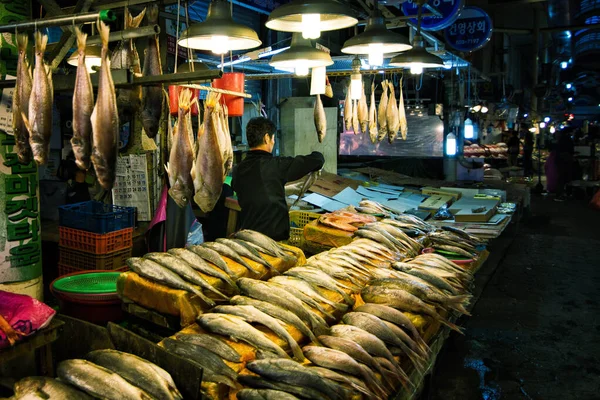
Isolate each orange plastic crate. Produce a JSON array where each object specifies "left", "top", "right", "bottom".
[
  {"left": 59, "top": 246, "right": 132, "bottom": 274},
  {"left": 58, "top": 264, "right": 129, "bottom": 278},
  {"left": 59, "top": 227, "right": 133, "bottom": 254}
]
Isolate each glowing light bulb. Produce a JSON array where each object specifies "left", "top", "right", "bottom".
[
  {"left": 544, "top": 117, "right": 550, "bottom": 123},
  {"left": 464, "top": 118, "right": 474, "bottom": 139},
  {"left": 446, "top": 132, "right": 457, "bottom": 156},
  {"left": 211, "top": 35, "right": 229, "bottom": 54},
  {"left": 566, "top": 83, "right": 572, "bottom": 89},
  {"left": 472, "top": 105, "right": 481, "bottom": 113},
  {"left": 368, "top": 43, "right": 384, "bottom": 66},
  {"left": 350, "top": 74, "right": 362, "bottom": 100},
  {"left": 568, "top": 97, "right": 573, "bottom": 102},
  {"left": 302, "top": 14, "right": 321, "bottom": 39},
  {"left": 410, "top": 64, "right": 423, "bottom": 75},
  {"left": 539, "top": 122, "right": 546, "bottom": 129},
  {"left": 481, "top": 106, "right": 489, "bottom": 114},
  {"left": 529, "top": 127, "right": 537, "bottom": 133},
  {"left": 295, "top": 63, "right": 309, "bottom": 76},
  {"left": 550, "top": 126, "right": 556, "bottom": 133},
  {"left": 560, "top": 61, "right": 568, "bottom": 69}
]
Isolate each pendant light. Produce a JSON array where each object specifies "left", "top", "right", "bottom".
[
  {"left": 266, "top": 0, "right": 358, "bottom": 40},
  {"left": 341, "top": 1, "right": 411, "bottom": 67},
  {"left": 178, "top": 0, "right": 261, "bottom": 54},
  {"left": 350, "top": 56, "right": 362, "bottom": 100},
  {"left": 389, "top": 0, "right": 444, "bottom": 73},
  {"left": 269, "top": 33, "right": 333, "bottom": 77},
  {"left": 464, "top": 117, "right": 474, "bottom": 139},
  {"left": 67, "top": 44, "right": 102, "bottom": 73}
]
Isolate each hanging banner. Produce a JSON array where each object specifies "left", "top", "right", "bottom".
[
  {"left": 112, "top": 154, "right": 151, "bottom": 221},
  {"left": 0, "top": 130, "right": 42, "bottom": 284},
  {"left": 444, "top": 6, "right": 493, "bottom": 52},
  {"left": 402, "top": 0, "right": 465, "bottom": 31}
]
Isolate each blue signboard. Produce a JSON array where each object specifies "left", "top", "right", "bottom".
[
  {"left": 444, "top": 6, "right": 493, "bottom": 52},
  {"left": 402, "top": 0, "right": 465, "bottom": 31}
]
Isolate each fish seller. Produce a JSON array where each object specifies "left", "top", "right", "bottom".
[{"left": 232, "top": 117, "right": 324, "bottom": 241}]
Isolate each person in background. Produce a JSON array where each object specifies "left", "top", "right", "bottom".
[
  {"left": 232, "top": 117, "right": 325, "bottom": 241},
  {"left": 522, "top": 124, "right": 534, "bottom": 177},
  {"left": 555, "top": 129, "right": 575, "bottom": 201},
  {"left": 507, "top": 130, "right": 521, "bottom": 167}
]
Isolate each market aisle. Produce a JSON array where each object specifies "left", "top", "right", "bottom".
[{"left": 425, "top": 196, "right": 600, "bottom": 400}]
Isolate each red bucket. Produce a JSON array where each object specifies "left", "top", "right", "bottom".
[
  {"left": 212, "top": 72, "right": 245, "bottom": 117},
  {"left": 169, "top": 85, "right": 200, "bottom": 116}
]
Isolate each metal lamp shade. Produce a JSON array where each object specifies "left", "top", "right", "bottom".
[
  {"left": 269, "top": 33, "right": 334, "bottom": 69},
  {"left": 67, "top": 45, "right": 102, "bottom": 73},
  {"left": 266, "top": 0, "right": 358, "bottom": 33},
  {"left": 178, "top": 0, "right": 261, "bottom": 51},
  {"left": 389, "top": 43, "right": 444, "bottom": 68},
  {"left": 342, "top": 16, "right": 412, "bottom": 55}
]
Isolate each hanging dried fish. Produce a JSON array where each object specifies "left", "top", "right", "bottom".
[
  {"left": 141, "top": 4, "right": 163, "bottom": 138},
  {"left": 344, "top": 85, "right": 353, "bottom": 131},
  {"left": 399, "top": 77, "right": 408, "bottom": 140},
  {"left": 377, "top": 79, "right": 388, "bottom": 142},
  {"left": 358, "top": 83, "right": 369, "bottom": 133},
  {"left": 91, "top": 21, "right": 119, "bottom": 190},
  {"left": 22, "top": 32, "right": 53, "bottom": 165},
  {"left": 368, "top": 81, "right": 378, "bottom": 144},
  {"left": 111, "top": 7, "right": 146, "bottom": 124},
  {"left": 352, "top": 99, "right": 360, "bottom": 135},
  {"left": 13, "top": 34, "right": 33, "bottom": 164},
  {"left": 386, "top": 81, "right": 399, "bottom": 143},
  {"left": 314, "top": 94, "right": 327, "bottom": 143},
  {"left": 71, "top": 28, "right": 94, "bottom": 171}
]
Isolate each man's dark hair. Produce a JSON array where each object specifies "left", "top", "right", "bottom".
[{"left": 247, "top": 117, "right": 276, "bottom": 148}]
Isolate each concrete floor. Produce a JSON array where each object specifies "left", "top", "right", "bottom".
[{"left": 424, "top": 194, "right": 600, "bottom": 400}]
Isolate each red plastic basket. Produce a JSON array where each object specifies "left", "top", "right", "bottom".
[
  {"left": 50, "top": 270, "right": 125, "bottom": 325},
  {"left": 58, "top": 247, "right": 132, "bottom": 276},
  {"left": 59, "top": 227, "right": 133, "bottom": 254}
]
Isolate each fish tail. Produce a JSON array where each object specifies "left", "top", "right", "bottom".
[
  {"left": 359, "top": 364, "right": 389, "bottom": 399},
  {"left": 17, "top": 33, "right": 28, "bottom": 51},
  {"left": 193, "top": 287, "right": 216, "bottom": 307},
  {"left": 75, "top": 27, "right": 87, "bottom": 52},
  {"left": 147, "top": 4, "right": 159, "bottom": 24},
  {"left": 98, "top": 20, "right": 110, "bottom": 48},
  {"left": 130, "top": 7, "right": 147, "bottom": 29},
  {"left": 178, "top": 88, "right": 192, "bottom": 112},
  {"left": 290, "top": 341, "right": 305, "bottom": 362},
  {"left": 445, "top": 294, "right": 472, "bottom": 316},
  {"left": 20, "top": 112, "right": 32, "bottom": 135},
  {"left": 438, "top": 316, "right": 464, "bottom": 334},
  {"left": 35, "top": 31, "right": 48, "bottom": 53}
]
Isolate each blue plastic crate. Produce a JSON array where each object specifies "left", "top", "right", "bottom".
[{"left": 59, "top": 201, "right": 135, "bottom": 234}]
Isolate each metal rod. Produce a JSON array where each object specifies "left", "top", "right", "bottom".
[
  {"left": 183, "top": 84, "right": 252, "bottom": 98},
  {"left": 132, "top": 70, "right": 223, "bottom": 85},
  {"left": 0, "top": 10, "right": 115, "bottom": 33},
  {"left": 87, "top": 25, "right": 160, "bottom": 46}
]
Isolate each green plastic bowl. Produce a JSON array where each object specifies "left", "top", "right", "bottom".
[{"left": 52, "top": 272, "right": 121, "bottom": 294}]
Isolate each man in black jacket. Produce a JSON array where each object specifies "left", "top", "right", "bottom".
[{"left": 232, "top": 117, "right": 325, "bottom": 241}]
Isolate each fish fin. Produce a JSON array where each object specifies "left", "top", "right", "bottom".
[
  {"left": 35, "top": 31, "right": 48, "bottom": 53},
  {"left": 147, "top": 4, "right": 159, "bottom": 24},
  {"left": 164, "top": 162, "right": 170, "bottom": 175},
  {"left": 75, "top": 26, "right": 87, "bottom": 51},
  {"left": 16, "top": 33, "right": 28, "bottom": 51},
  {"left": 130, "top": 7, "right": 147, "bottom": 29},
  {"left": 190, "top": 160, "right": 196, "bottom": 181},
  {"left": 98, "top": 20, "right": 110, "bottom": 47},
  {"left": 20, "top": 112, "right": 32, "bottom": 135}
]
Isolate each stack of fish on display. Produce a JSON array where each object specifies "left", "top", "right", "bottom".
[
  {"left": 125, "top": 230, "right": 299, "bottom": 307},
  {"left": 10, "top": 350, "right": 182, "bottom": 400},
  {"left": 150, "top": 214, "right": 481, "bottom": 399}
]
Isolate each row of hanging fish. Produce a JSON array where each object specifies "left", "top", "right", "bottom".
[
  {"left": 126, "top": 230, "right": 297, "bottom": 307},
  {"left": 11, "top": 7, "right": 162, "bottom": 193},
  {"left": 10, "top": 349, "right": 182, "bottom": 400},
  {"left": 344, "top": 79, "right": 408, "bottom": 144},
  {"left": 157, "top": 218, "right": 479, "bottom": 398}
]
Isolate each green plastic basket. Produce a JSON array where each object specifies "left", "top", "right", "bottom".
[{"left": 52, "top": 271, "right": 121, "bottom": 301}]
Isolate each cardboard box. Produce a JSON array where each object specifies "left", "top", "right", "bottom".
[
  {"left": 421, "top": 187, "right": 462, "bottom": 201},
  {"left": 419, "top": 195, "right": 454, "bottom": 214},
  {"left": 449, "top": 198, "right": 500, "bottom": 222}
]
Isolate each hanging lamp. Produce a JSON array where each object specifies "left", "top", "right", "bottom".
[
  {"left": 67, "top": 44, "right": 102, "bottom": 73},
  {"left": 341, "top": 1, "right": 411, "bottom": 66},
  {"left": 269, "top": 33, "right": 333, "bottom": 76},
  {"left": 178, "top": 0, "right": 261, "bottom": 54},
  {"left": 389, "top": 0, "right": 444, "bottom": 73},
  {"left": 266, "top": 0, "right": 358, "bottom": 40}
]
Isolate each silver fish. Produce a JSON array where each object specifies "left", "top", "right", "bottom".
[
  {"left": 314, "top": 94, "right": 326, "bottom": 143},
  {"left": 13, "top": 34, "right": 33, "bottom": 164},
  {"left": 141, "top": 4, "right": 163, "bottom": 138},
  {"left": 167, "top": 248, "right": 237, "bottom": 289},
  {"left": 175, "top": 333, "right": 242, "bottom": 363},
  {"left": 71, "top": 27, "right": 94, "bottom": 171}
]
